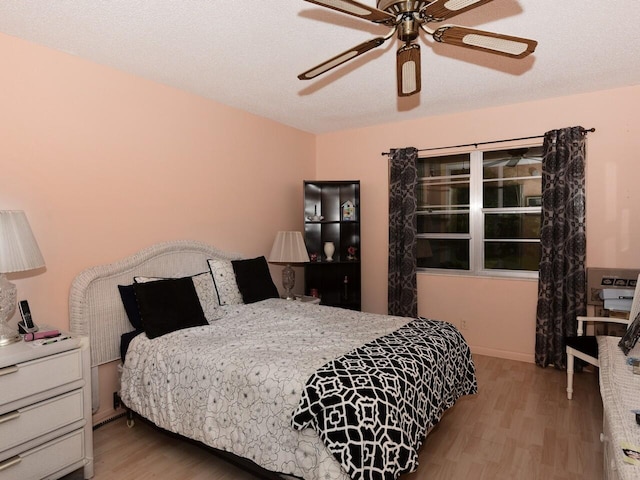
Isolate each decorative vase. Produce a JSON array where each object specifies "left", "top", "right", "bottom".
[{"left": 323, "top": 242, "right": 335, "bottom": 262}]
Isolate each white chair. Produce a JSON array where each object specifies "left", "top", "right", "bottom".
[{"left": 566, "top": 274, "right": 640, "bottom": 400}]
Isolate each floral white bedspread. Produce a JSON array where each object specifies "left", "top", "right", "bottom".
[{"left": 120, "top": 299, "right": 412, "bottom": 480}]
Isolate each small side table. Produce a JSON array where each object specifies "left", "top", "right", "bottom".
[{"left": 0, "top": 330, "right": 93, "bottom": 479}]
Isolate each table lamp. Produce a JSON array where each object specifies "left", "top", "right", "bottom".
[
  {"left": 268, "top": 231, "right": 310, "bottom": 300},
  {"left": 0, "top": 210, "right": 45, "bottom": 346}
]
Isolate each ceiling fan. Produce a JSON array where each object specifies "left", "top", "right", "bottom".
[{"left": 298, "top": 0, "right": 538, "bottom": 97}]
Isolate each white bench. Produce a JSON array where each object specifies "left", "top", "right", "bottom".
[{"left": 597, "top": 336, "right": 640, "bottom": 480}]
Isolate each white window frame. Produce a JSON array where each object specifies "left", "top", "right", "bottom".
[{"left": 417, "top": 142, "right": 542, "bottom": 279}]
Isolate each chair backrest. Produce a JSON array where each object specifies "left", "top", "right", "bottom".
[{"left": 629, "top": 274, "right": 640, "bottom": 324}]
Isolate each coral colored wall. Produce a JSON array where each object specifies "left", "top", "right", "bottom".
[
  {"left": 0, "top": 33, "right": 315, "bottom": 423},
  {"left": 2, "top": 31, "right": 639, "bottom": 422},
  {"left": 315, "top": 85, "right": 640, "bottom": 363}
]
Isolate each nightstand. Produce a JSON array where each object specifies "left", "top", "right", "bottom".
[
  {"left": 0, "top": 332, "right": 93, "bottom": 479},
  {"left": 295, "top": 295, "right": 321, "bottom": 304}
]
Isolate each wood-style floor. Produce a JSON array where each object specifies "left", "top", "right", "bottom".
[{"left": 75, "top": 354, "right": 604, "bottom": 480}]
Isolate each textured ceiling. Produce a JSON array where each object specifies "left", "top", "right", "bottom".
[{"left": 1, "top": 1, "right": 639, "bottom": 134}]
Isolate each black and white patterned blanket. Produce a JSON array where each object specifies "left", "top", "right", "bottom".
[{"left": 291, "top": 318, "right": 477, "bottom": 480}]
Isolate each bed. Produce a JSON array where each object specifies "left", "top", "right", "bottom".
[{"left": 69, "top": 240, "right": 477, "bottom": 480}]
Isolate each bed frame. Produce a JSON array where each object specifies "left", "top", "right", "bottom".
[{"left": 68, "top": 240, "right": 294, "bottom": 479}]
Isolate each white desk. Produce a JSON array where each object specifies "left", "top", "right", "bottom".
[{"left": 598, "top": 336, "right": 640, "bottom": 480}]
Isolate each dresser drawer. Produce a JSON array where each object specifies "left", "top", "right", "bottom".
[
  {"left": 0, "top": 429, "right": 85, "bottom": 480},
  {"left": 0, "top": 389, "right": 84, "bottom": 452},
  {"left": 0, "top": 349, "right": 82, "bottom": 406}
]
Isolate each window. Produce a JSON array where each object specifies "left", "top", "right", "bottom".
[{"left": 416, "top": 145, "right": 543, "bottom": 277}]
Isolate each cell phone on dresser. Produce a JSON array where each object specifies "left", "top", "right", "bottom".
[{"left": 19, "top": 299, "right": 37, "bottom": 331}]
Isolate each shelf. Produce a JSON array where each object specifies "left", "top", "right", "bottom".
[
  {"left": 305, "top": 220, "right": 360, "bottom": 224},
  {"left": 307, "top": 260, "right": 360, "bottom": 265},
  {"left": 303, "top": 180, "right": 361, "bottom": 310}
]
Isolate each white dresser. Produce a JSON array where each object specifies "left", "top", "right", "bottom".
[
  {"left": 598, "top": 336, "right": 640, "bottom": 480},
  {"left": 0, "top": 334, "right": 93, "bottom": 479}
]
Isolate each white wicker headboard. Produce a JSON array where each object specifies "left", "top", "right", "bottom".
[{"left": 69, "top": 240, "right": 241, "bottom": 368}]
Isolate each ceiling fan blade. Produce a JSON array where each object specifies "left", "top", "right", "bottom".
[
  {"left": 397, "top": 43, "right": 421, "bottom": 97},
  {"left": 302, "top": 0, "right": 395, "bottom": 23},
  {"left": 298, "top": 37, "right": 387, "bottom": 80},
  {"left": 505, "top": 157, "right": 520, "bottom": 167},
  {"left": 421, "top": 0, "right": 494, "bottom": 22},
  {"left": 433, "top": 25, "right": 537, "bottom": 58}
]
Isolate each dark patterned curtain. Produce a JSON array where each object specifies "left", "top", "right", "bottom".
[
  {"left": 535, "top": 127, "right": 587, "bottom": 368},
  {"left": 388, "top": 147, "right": 418, "bottom": 318}
]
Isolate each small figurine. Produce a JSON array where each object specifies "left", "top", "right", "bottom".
[
  {"left": 341, "top": 200, "right": 355, "bottom": 221},
  {"left": 347, "top": 246, "right": 357, "bottom": 261}
]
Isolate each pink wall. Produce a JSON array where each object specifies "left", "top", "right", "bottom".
[
  {"left": 0, "top": 33, "right": 315, "bottom": 422},
  {"left": 316, "top": 85, "right": 640, "bottom": 362},
  {"left": 3, "top": 31, "right": 639, "bottom": 422}
]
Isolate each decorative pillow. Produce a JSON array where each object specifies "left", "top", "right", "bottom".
[
  {"left": 118, "top": 284, "right": 143, "bottom": 329},
  {"left": 134, "top": 272, "right": 222, "bottom": 323},
  {"left": 208, "top": 259, "right": 243, "bottom": 306},
  {"left": 618, "top": 310, "right": 640, "bottom": 355},
  {"left": 190, "top": 272, "right": 223, "bottom": 321},
  {"left": 133, "top": 277, "right": 207, "bottom": 339},
  {"left": 232, "top": 256, "right": 279, "bottom": 304}
]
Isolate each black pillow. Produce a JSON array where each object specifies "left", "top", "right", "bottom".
[
  {"left": 618, "top": 310, "right": 640, "bottom": 355},
  {"left": 118, "top": 284, "right": 143, "bottom": 330},
  {"left": 133, "top": 277, "right": 207, "bottom": 339},
  {"left": 120, "top": 329, "right": 144, "bottom": 362},
  {"left": 232, "top": 256, "right": 279, "bottom": 304}
]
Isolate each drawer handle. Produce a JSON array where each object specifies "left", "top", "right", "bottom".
[
  {"left": 0, "top": 410, "right": 20, "bottom": 424},
  {"left": 0, "top": 365, "right": 18, "bottom": 377},
  {"left": 0, "top": 455, "right": 21, "bottom": 472}
]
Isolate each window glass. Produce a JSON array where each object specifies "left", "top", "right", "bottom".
[
  {"left": 416, "top": 145, "right": 542, "bottom": 276},
  {"left": 484, "top": 213, "right": 541, "bottom": 239},
  {"left": 417, "top": 212, "right": 469, "bottom": 234},
  {"left": 417, "top": 238, "right": 470, "bottom": 270},
  {"left": 484, "top": 242, "right": 541, "bottom": 271}
]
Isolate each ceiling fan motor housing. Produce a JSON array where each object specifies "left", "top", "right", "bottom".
[
  {"left": 377, "top": 1, "right": 429, "bottom": 42},
  {"left": 377, "top": 0, "right": 430, "bottom": 16},
  {"left": 398, "top": 14, "right": 420, "bottom": 42}
]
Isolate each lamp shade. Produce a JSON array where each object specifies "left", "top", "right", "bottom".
[
  {"left": 268, "top": 231, "right": 310, "bottom": 264},
  {"left": 0, "top": 210, "right": 45, "bottom": 273}
]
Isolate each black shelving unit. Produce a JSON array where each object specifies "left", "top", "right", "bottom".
[{"left": 303, "top": 180, "right": 361, "bottom": 310}]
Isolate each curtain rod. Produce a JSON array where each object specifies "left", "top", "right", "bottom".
[{"left": 380, "top": 127, "right": 596, "bottom": 156}]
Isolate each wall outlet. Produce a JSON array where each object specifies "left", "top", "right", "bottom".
[{"left": 460, "top": 319, "right": 468, "bottom": 330}]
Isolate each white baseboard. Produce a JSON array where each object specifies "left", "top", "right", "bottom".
[{"left": 469, "top": 345, "right": 535, "bottom": 364}]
